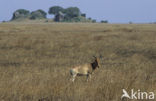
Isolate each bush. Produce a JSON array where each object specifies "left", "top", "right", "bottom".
[
  {"left": 11, "top": 9, "right": 30, "bottom": 20},
  {"left": 92, "top": 19, "right": 96, "bottom": 23},
  {"left": 30, "top": 9, "right": 47, "bottom": 20},
  {"left": 62, "top": 16, "right": 92, "bottom": 22},
  {"left": 101, "top": 20, "right": 108, "bottom": 23}
]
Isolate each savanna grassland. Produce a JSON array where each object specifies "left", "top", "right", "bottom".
[{"left": 0, "top": 23, "right": 156, "bottom": 101}]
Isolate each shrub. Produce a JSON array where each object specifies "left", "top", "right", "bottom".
[
  {"left": 30, "top": 9, "right": 47, "bottom": 20},
  {"left": 101, "top": 20, "right": 108, "bottom": 23},
  {"left": 11, "top": 9, "right": 30, "bottom": 20}
]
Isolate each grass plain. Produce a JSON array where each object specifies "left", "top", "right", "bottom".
[{"left": 0, "top": 23, "right": 156, "bottom": 101}]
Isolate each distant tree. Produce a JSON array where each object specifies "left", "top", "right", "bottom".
[
  {"left": 15, "top": 9, "right": 30, "bottom": 15},
  {"left": 81, "top": 13, "right": 86, "bottom": 17},
  {"left": 101, "top": 20, "right": 108, "bottom": 23},
  {"left": 129, "top": 21, "right": 133, "bottom": 24},
  {"left": 48, "top": 6, "right": 64, "bottom": 15},
  {"left": 88, "top": 17, "right": 92, "bottom": 20},
  {"left": 54, "top": 12, "right": 64, "bottom": 22},
  {"left": 92, "top": 19, "right": 96, "bottom": 23},
  {"left": 2, "top": 20, "right": 6, "bottom": 23},
  {"left": 30, "top": 9, "right": 47, "bottom": 20},
  {"left": 64, "top": 7, "right": 81, "bottom": 20},
  {"left": 37, "top": 9, "right": 47, "bottom": 17},
  {"left": 11, "top": 9, "right": 30, "bottom": 20}
]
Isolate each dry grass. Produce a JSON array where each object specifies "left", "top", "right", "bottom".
[{"left": 0, "top": 23, "right": 156, "bottom": 101}]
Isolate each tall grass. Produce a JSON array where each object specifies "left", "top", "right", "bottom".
[{"left": 0, "top": 23, "right": 156, "bottom": 101}]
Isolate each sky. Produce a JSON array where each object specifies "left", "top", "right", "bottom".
[{"left": 0, "top": 0, "right": 156, "bottom": 23}]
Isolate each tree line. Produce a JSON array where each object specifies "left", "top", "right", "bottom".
[{"left": 11, "top": 6, "right": 108, "bottom": 23}]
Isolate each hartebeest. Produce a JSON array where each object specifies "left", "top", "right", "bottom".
[{"left": 70, "top": 56, "right": 100, "bottom": 82}]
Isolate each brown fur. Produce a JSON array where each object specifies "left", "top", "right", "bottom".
[{"left": 70, "top": 56, "right": 100, "bottom": 82}]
